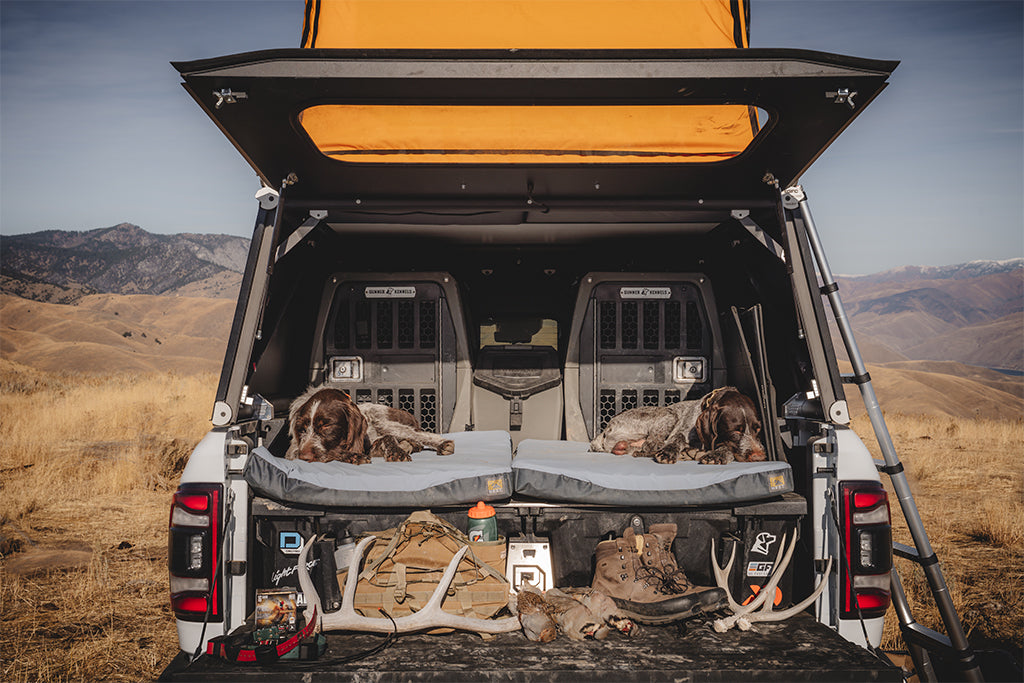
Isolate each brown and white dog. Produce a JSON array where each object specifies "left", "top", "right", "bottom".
[
  {"left": 590, "top": 387, "right": 766, "bottom": 464},
  {"left": 286, "top": 385, "right": 455, "bottom": 464}
]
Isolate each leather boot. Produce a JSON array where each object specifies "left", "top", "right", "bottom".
[{"left": 591, "top": 523, "right": 725, "bottom": 624}]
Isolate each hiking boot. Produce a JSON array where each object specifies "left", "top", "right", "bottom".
[{"left": 591, "top": 523, "right": 725, "bottom": 624}]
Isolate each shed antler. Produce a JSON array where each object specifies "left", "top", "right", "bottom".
[
  {"left": 710, "top": 533, "right": 832, "bottom": 632},
  {"left": 297, "top": 536, "right": 521, "bottom": 635}
]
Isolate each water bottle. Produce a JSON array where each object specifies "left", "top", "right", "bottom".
[
  {"left": 334, "top": 533, "right": 356, "bottom": 572},
  {"left": 467, "top": 501, "right": 497, "bottom": 542}
]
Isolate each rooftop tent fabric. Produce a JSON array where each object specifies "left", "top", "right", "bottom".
[
  {"left": 299, "top": 104, "right": 759, "bottom": 164},
  {"left": 302, "top": 0, "right": 750, "bottom": 50},
  {"left": 299, "top": 1, "right": 756, "bottom": 164}
]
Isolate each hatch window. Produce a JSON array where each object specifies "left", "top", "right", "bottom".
[{"left": 299, "top": 105, "right": 764, "bottom": 164}]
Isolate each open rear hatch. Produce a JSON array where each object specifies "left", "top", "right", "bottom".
[{"left": 173, "top": 48, "right": 896, "bottom": 212}]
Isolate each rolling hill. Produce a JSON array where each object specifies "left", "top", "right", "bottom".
[{"left": 0, "top": 225, "right": 1021, "bottom": 418}]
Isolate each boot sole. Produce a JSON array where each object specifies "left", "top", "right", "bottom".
[{"left": 609, "top": 592, "right": 727, "bottom": 625}]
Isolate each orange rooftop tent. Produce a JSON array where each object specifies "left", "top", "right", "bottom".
[{"left": 298, "top": 0, "right": 757, "bottom": 164}]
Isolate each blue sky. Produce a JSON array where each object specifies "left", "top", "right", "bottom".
[{"left": 1, "top": 0, "right": 1021, "bottom": 274}]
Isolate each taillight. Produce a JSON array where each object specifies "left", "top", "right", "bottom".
[
  {"left": 840, "top": 481, "right": 892, "bottom": 619},
  {"left": 169, "top": 484, "right": 222, "bottom": 622}
]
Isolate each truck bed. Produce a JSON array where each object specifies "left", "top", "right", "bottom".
[{"left": 160, "top": 613, "right": 901, "bottom": 682}]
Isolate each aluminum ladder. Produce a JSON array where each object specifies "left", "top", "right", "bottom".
[{"left": 782, "top": 186, "right": 984, "bottom": 683}]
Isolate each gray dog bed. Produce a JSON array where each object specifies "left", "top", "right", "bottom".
[
  {"left": 513, "top": 439, "right": 793, "bottom": 506},
  {"left": 245, "top": 430, "right": 513, "bottom": 507}
]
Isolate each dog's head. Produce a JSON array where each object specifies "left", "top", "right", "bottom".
[
  {"left": 695, "top": 387, "right": 766, "bottom": 462},
  {"left": 286, "top": 387, "right": 367, "bottom": 462}
]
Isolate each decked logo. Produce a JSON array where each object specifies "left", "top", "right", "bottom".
[
  {"left": 279, "top": 531, "right": 304, "bottom": 556},
  {"left": 769, "top": 474, "right": 787, "bottom": 491},
  {"left": 365, "top": 286, "right": 417, "bottom": 299},
  {"left": 751, "top": 532, "right": 777, "bottom": 556},
  {"left": 619, "top": 286, "right": 671, "bottom": 299}
]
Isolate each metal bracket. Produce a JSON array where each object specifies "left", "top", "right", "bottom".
[
  {"left": 276, "top": 216, "right": 321, "bottom": 262},
  {"left": 825, "top": 88, "right": 857, "bottom": 110},
  {"left": 731, "top": 210, "right": 786, "bottom": 262},
  {"left": 255, "top": 186, "right": 279, "bottom": 210},
  {"left": 213, "top": 88, "right": 247, "bottom": 109}
]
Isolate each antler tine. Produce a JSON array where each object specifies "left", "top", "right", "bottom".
[
  {"left": 743, "top": 557, "right": 833, "bottom": 625},
  {"left": 710, "top": 537, "right": 745, "bottom": 612},
  {"left": 301, "top": 536, "right": 520, "bottom": 635},
  {"left": 713, "top": 533, "right": 793, "bottom": 632}
]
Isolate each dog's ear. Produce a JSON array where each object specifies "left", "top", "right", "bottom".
[{"left": 695, "top": 406, "right": 718, "bottom": 450}]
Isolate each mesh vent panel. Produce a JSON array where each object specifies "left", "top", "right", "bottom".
[
  {"left": 599, "top": 390, "right": 617, "bottom": 430},
  {"left": 599, "top": 301, "right": 616, "bottom": 349},
  {"left": 355, "top": 301, "right": 371, "bottom": 349},
  {"left": 621, "top": 302, "right": 638, "bottom": 349},
  {"left": 377, "top": 389, "right": 393, "bottom": 407},
  {"left": 376, "top": 301, "right": 393, "bottom": 349},
  {"left": 420, "top": 301, "right": 437, "bottom": 349},
  {"left": 643, "top": 301, "right": 660, "bottom": 350},
  {"left": 397, "top": 301, "right": 415, "bottom": 349},
  {"left": 665, "top": 389, "right": 681, "bottom": 405},
  {"left": 643, "top": 389, "right": 660, "bottom": 406},
  {"left": 398, "top": 389, "right": 415, "bottom": 414},
  {"left": 664, "top": 300, "right": 681, "bottom": 349},
  {"left": 420, "top": 389, "right": 437, "bottom": 432},
  {"left": 686, "top": 301, "right": 702, "bottom": 350},
  {"left": 355, "top": 389, "right": 372, "bottom": 404}
]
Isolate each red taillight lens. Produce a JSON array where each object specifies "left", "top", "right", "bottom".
[
  {"left": 840, "top": 481, "right": 892, "bottom": 619},
  {"left": 174, "top": 491, "right": 210, "bottom": 513},
  {"left": 169, "top": 483, "right": 222, "bottom": 622}
]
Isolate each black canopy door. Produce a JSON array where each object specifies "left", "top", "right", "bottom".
[{"left": 174, "top": 48, "right": 896, "bottom": 211}]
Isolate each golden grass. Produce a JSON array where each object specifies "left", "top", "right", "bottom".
[
  {"left": 853, "top": 411, "right": 1024, "bottom": 656},
  {"left": 1, "top": 360, "right": 1020, "bottom": 680},
  {"left": 0, "top": 361, "right": 215, "bottom": 682}
]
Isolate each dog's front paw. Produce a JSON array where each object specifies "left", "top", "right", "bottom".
[
  {"left": 652, "top": 449, "right": 679, "bottom": 464},
  {"left": 698, "top": 446, "right": 734, "bottom": 465},
  {"left": 336, "top": 450, "right": 372, "bottom": 465},
  {"left": 371, "top": 435, "right": 412, "bottom": 462},
  {"left": 437, "top": 439, "right": 455, "bottom": 456}
]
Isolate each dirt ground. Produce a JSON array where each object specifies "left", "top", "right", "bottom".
[{"left": 1, "top": 366, "right": 1021, "bottom": 681}]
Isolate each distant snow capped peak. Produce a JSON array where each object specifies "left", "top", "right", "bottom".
[{"left": 841, "top": 258, "right": 1023, "bottom": 282}]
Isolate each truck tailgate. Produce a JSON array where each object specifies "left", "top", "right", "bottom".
[{"left": 161, "top": 613, "right": 901, "bottom": 682}]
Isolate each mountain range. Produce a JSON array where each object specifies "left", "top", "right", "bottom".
[
  {"left": 833, "top": 258, "right": 1022, "bottom": 372},
  {"left": 0, "top": 223, "right": 249, "bottom": 303},
  {"left": 0, "top": 225, "right": 1021, "bottom": 415}
]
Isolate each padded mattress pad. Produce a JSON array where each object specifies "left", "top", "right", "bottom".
[
  {"left": 244, "top": 430, "right": 513, "bottom": 507},
  {"left": 513, "top": 439, "right": 792, "bottom": 506}
]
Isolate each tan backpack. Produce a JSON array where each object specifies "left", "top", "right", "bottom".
[{"left": 340, "top": 510, "right": 510, "bottom": 629}]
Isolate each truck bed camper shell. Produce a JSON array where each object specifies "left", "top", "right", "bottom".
[{"left": 164, "top": 3, "right": 982, "bottom": 681}]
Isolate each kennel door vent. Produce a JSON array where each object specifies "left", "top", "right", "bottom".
[
  {"left": 324, "top": 280, "right": 457, "bottom": 431},
  {"left": 577, "top": 278, "right": 726, "bottom": 439}
]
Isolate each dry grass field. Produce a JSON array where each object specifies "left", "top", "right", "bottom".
[
  {"left": 0, "top": 361, "right": 216, "bottom": 681},
  {"left": 0, "top": 358, "right": 1021, "bottom": 681}
]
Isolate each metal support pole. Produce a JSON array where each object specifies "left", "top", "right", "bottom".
[
  {"left": 788, "top": 186, "right": 982, "bottom": 682},
  {"left": 891, "top": 568, "right": 938, "bottom": 683}
]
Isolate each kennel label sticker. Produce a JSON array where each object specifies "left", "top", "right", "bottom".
[
  {"left": 365, "top": 286, "right": 417, "bottom": 299},
  {"left": 279, "top": 531, "right": 304, "bottom": 555},
  {"left": 751, "top": 532, "right": 777, "bottom": 556},
  {"left": 619, "top": 286, "right": 672, "bottom": 299},
  {"left": 747, "top": 561, "right": 774, "bottom": 578}
]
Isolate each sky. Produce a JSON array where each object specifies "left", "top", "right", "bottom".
[{"left": 1, "top": 0, "right": 1021, "bottom": 275}]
